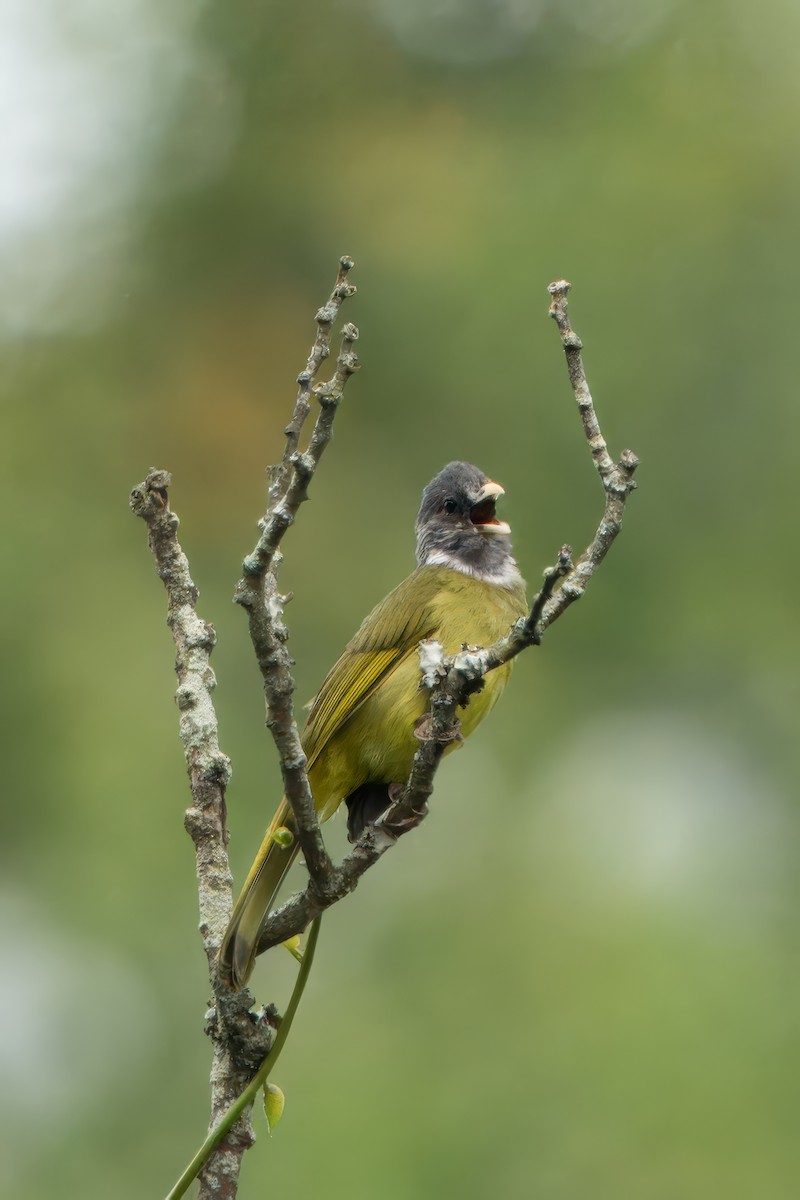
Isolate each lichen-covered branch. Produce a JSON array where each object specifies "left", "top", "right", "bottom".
[
  {"left": 268, "top": 256, "right": 357, "bottom": 517},
  {"left": 255, "top": 280, "right": 639, "bottom": 950},
  {"left": 233, "top": 256, "right": 360, "bottom": 894},
  {"left": 129, "top": 472, "right": 273, "bottom": 1200},
  {"left": 537, "top": 280, "right": 639, "bottom": 632}
]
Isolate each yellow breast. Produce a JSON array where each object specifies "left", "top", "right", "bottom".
[{"left": 308, "top": 569, "right": 526, "bottom": 819}]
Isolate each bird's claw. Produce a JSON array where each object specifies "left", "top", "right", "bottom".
[{"left": 413, "top": 713, "right": 462, "bottom": 744}]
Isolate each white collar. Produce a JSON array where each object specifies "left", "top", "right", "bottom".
[{"left": 424, "top": 549, "right": 523, "bottom": 588}]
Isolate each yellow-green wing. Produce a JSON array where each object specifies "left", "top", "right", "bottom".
[{"left": 301, "top": 567, "right": 445, "bottom": 768}]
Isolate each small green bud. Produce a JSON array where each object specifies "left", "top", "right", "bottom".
[
  {"left": 271, "top": 826, "right": 294, "bottom": 848},
  {"left": 263, "top": 1083, "right": 285, "bottom": 1132},
  {"left": 282, "top": 935, "right": 303, "bottom": 962}
]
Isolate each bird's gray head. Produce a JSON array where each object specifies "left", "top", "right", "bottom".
[{"left": 415, "top": 461, "right": 521, "bottom": 585}]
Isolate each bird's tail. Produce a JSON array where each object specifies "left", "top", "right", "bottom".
[{"left": 218, "top": 798, "right": 299, "bottom": 990}]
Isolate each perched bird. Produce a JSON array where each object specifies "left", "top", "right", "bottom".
[{"left": 219, "top": 461, "right": 527, "bottom": 989}]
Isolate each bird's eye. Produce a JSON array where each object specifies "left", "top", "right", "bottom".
[{"left": 443, "top": 498, "right": 457, "bottom": 514}]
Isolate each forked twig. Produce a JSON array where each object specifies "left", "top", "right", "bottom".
[
  {"left": 132, "top": 267, "right": 637, "bottom": 1200},
  {"left": 254, "top": 279, "right": 639, "bottom": 950}
]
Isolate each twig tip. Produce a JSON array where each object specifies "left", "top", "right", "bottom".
[{"left": 130, "top": 468, "right": 172, "bottom": 516}]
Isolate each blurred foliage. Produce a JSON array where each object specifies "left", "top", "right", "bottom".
[{"left": 2, "top": 0, "right": 799, "bottom": 1197}]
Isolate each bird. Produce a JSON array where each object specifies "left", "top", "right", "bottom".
[{"left": 218, "top": 461, "right": 527, "bottom": 989}]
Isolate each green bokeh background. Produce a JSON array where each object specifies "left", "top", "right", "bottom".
[{"left": 3, "top": 2, "right": 798, "bottom": 1197}]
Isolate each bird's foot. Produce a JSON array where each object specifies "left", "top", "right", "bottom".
[
  {"left": 378, "top": 782, "right": 428, "bottom": 837},
  {"left": 413, "top": 712, "right": 462, "bottom": 744}
]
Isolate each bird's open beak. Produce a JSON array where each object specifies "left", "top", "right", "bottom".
[{"left": 469, "top": 481, "right": 511, "bottom": 537}]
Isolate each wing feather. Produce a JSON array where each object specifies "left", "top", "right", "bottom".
[{"left": 301, "top": 568, "right": 442, "bottom": 767}]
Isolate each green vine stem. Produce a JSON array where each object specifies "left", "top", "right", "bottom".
[{"left": 165, "top": 917, "right": 322, "bottom": 1200}]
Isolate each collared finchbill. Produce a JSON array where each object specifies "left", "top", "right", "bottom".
[
  {"left": 469, "top": 480, "right": 510, "bottom": 536},
  {"left": 218, "top": 460, "right": 526, "bottom": 989}
]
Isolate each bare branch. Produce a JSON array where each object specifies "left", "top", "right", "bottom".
[
  {"left": 270, "top": 257, "right": 357, "bottom": 503},
  {"left": 129, "top": 471, "right": 232, "bottom": 969},
  {"left": 129, "top": 472, "right": 274, "bottom": 1197},
  {"left": 254, "top": 280, "right": 639, "bottom": 949},
  {"left": 246, "top": 255, "right": 358, "bottom": 574},
  {"left": 537, "top": 280, "right": 639, "bottom": 633},
  {"left": 234, "top": 259, "right": 360, "bottom": 900}
]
